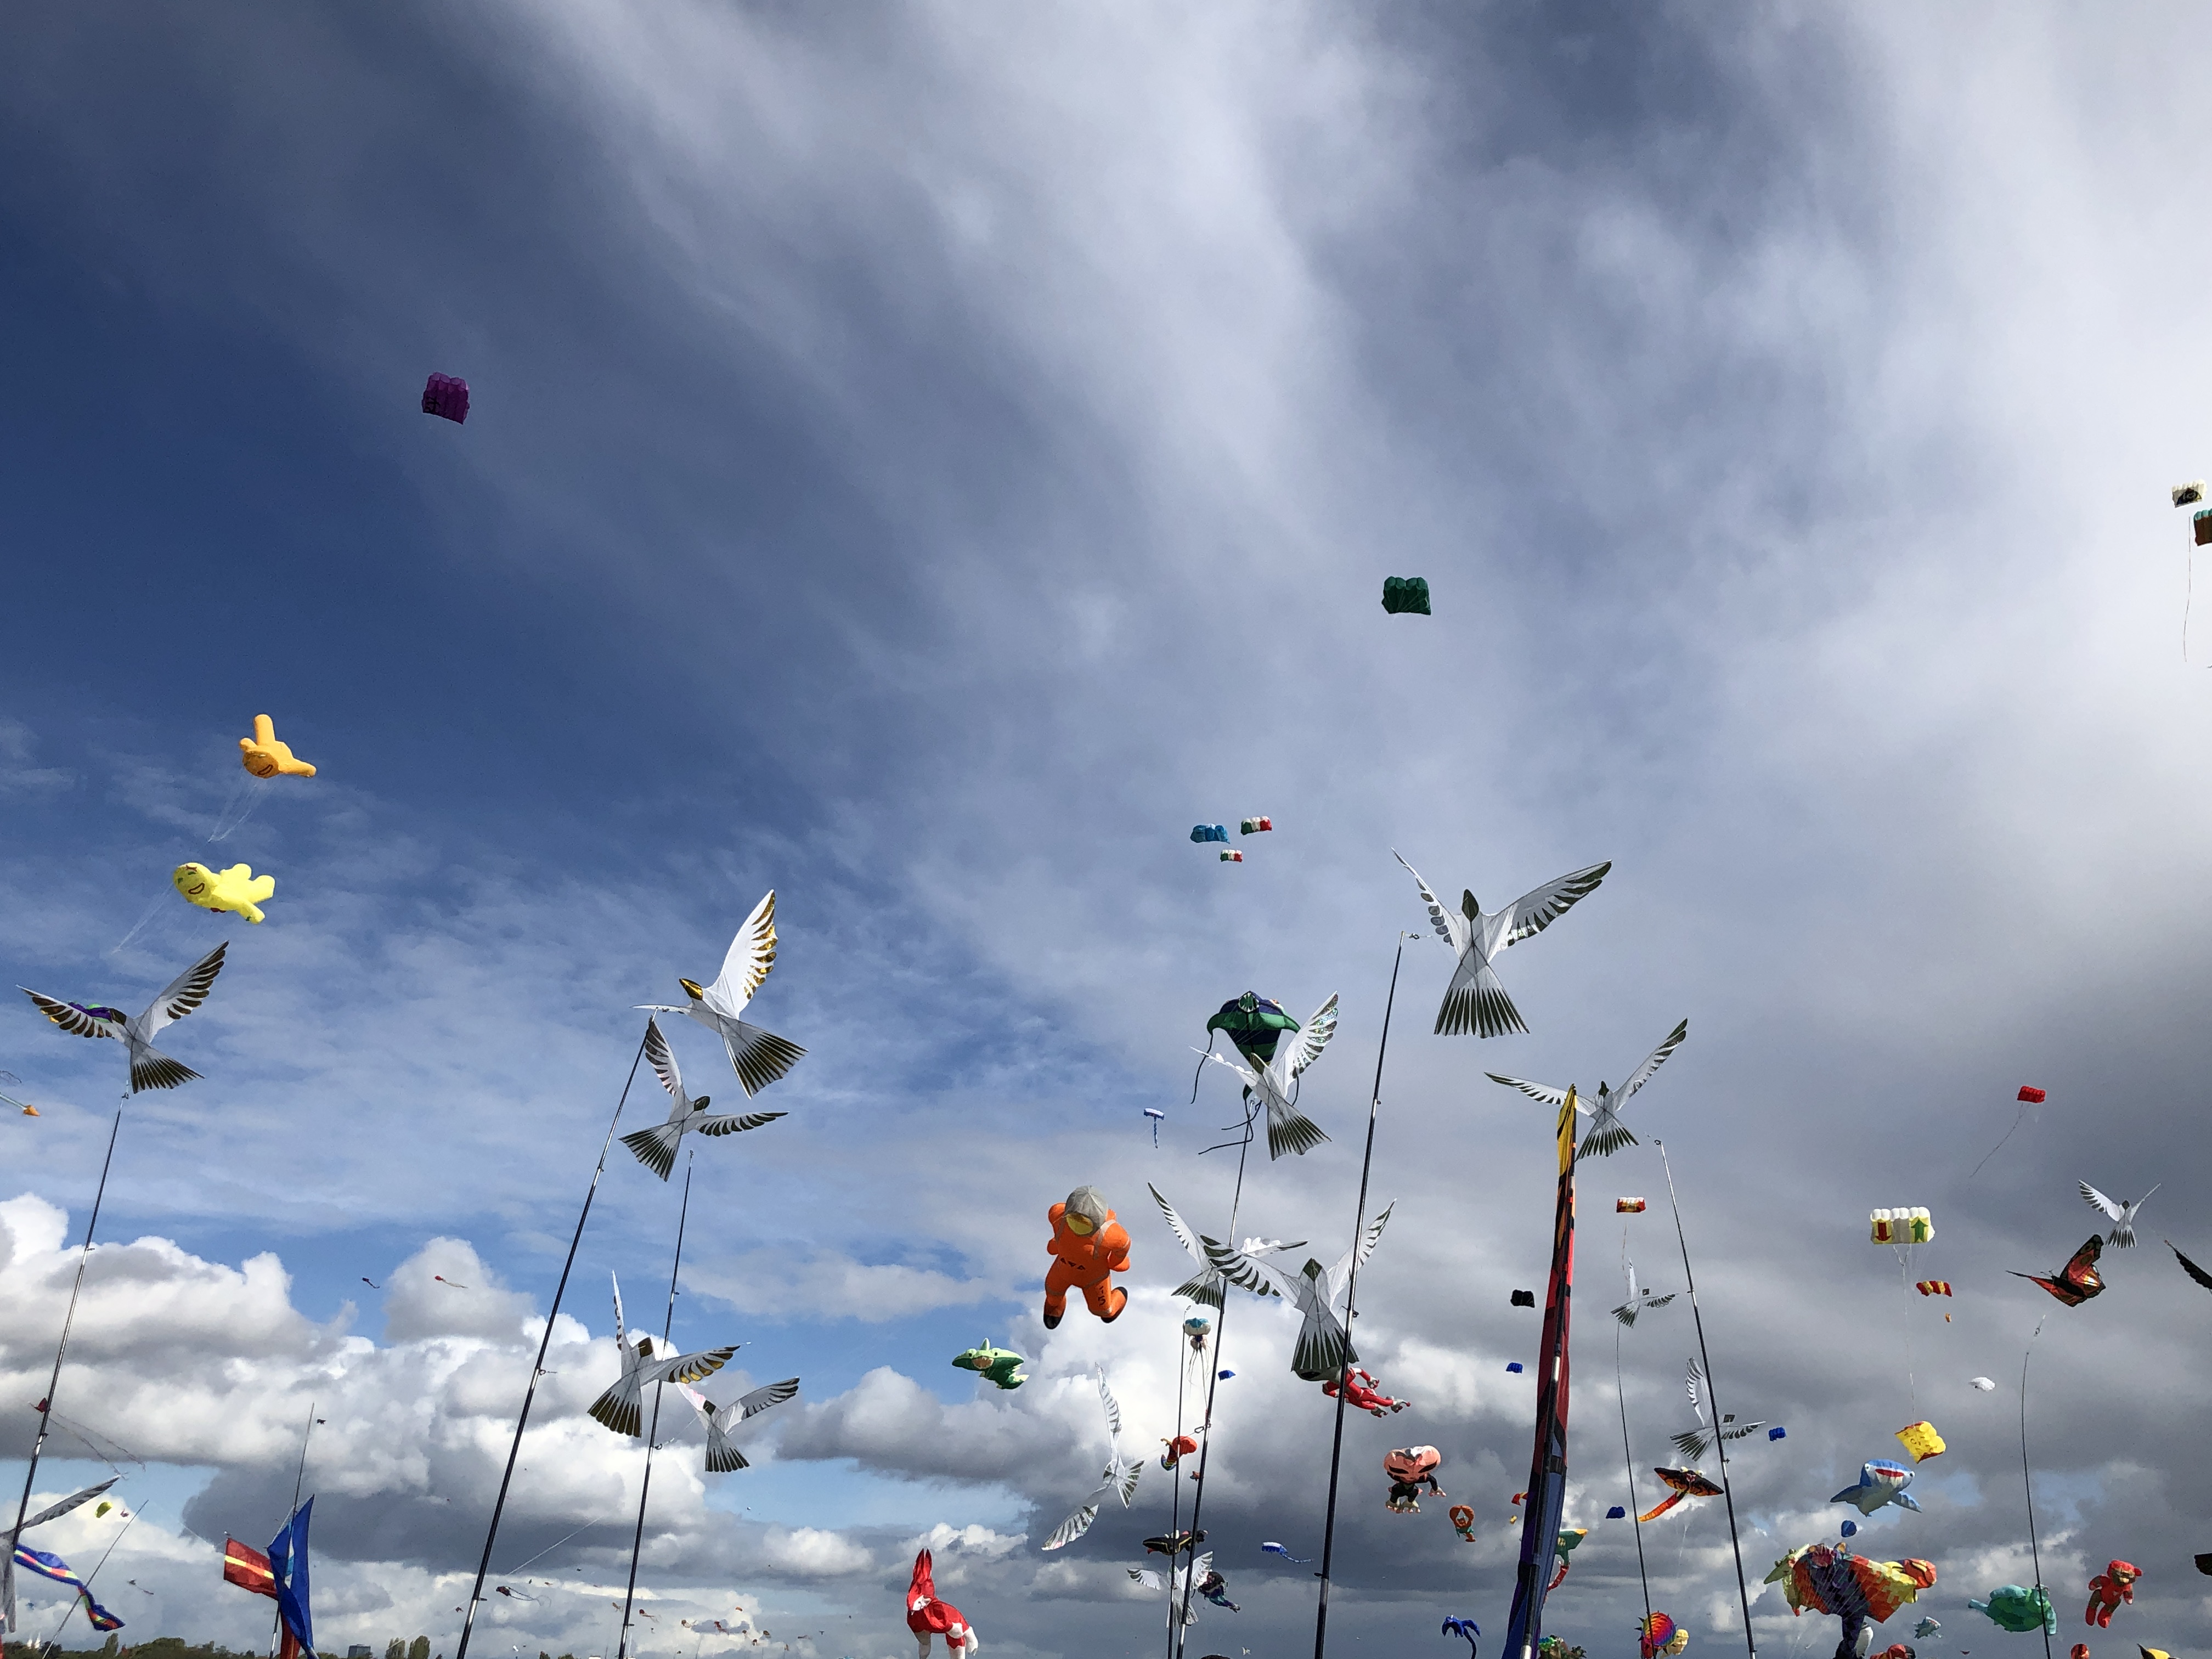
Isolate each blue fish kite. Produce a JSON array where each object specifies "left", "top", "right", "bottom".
[
  {"left": 1261, "top": 1542, "right": 1310, "bottom": 1562},
  {"left": 1832, "top": 1459, "right": 1921, "bottom": 1516}
]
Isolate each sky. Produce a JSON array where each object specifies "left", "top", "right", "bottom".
[{"left": 5, "top": 3, "right": 2212, "bottom": 1657}]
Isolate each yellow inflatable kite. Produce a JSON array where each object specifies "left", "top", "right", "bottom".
[
  {"left": 174, "top": 862, "right": 275, "bottom": 924},
  {"left": 239, "top": 715, "right": 316, "bottom": 778}
]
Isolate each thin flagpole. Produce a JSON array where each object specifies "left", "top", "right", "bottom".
[
  {"left": 1311, "top": 936, "right": 1407, "bottom": 1659},
  {"left": 1163, "top": 1312, "right": 1188, "bottom": 1659},
  {"left": 617, "top": 1160, "right": 695, "bottom": 1659},
  {"left": 455, "top": 1030, "right": 650, "bottom": 1659},
  {"left": 1655, "top": 1142, "right": 1756, "bottom": 1659},
  {"left": 1616, "top": 1288, "right": 1654, "bottom": 1634},
  {"left": 1171, "top": 1093, "right": 1259, "bottom": 1659},
  {"left": 4, "top": 1100, "right": 126, "bottom": 1636},
  {"left": 2020, "top": 1322, "right": 2052, "bottom": 1659}
]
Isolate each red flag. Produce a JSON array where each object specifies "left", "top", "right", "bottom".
[{"left": 223, "top": 1539, "right": 276, "bottom": 1598}]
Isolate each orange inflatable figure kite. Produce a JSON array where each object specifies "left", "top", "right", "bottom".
[
  {"left": 2085, "top": 1562, "right": 2140, "bottom": 1628},
  {"left": 1043, "top": 1185, "right": 1130, "bottom": 1328},
  {"left": 905, "top": 1550, "right": 977, "bottom": 1657}
]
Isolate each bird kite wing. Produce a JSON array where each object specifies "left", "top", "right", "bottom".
[
  {"left": 7, "top": 1480, "right": 117, "bottom": 1540},
  {"left": 1616, "top": 1019, "right": 1690, "bottom": 1102},
  {"left": 20, "top": 990, "right": 122, "bottom": 1040},
  {"left": 143, "top": 941, "right": 228, "bottom": 1036},
  {"left": 1096, "top": 1368, "right": 1124, "bottom": 1446},
  {"left": 1203, "top": 1235, "right": 1295, "bottom": 1300},
  {"left": 735, "top": 1378, "right": 800, "bottom": 1419},
  {"left": 2078, "top": 1181, "right": 2124, "bottom": 1224},
  {"left": 1485, "top": 1072, "right": 1573, "bottom": 1109},
  {"left": 692, "top": 1109, "right": 787, "bottom": 1137},
  {"left": 1328, "top": 1201, "right": 1395, "bottom": 1305},
  {"left": 1042, "top": 1498, "right": 1103, "bottom": 1551},
  {"left": 1150, "top": 1184, "right": 1208, "bottom": 1267},
  {"left": 1392, "top": 851, "right": 1468, "bottom": 954},
  {"left": 612, "top": 1274, "right": 628, "bottom": 1352},
  {"left": 1498, "top": 862, "right": 1612, "bottom": 946},
  {"left": 644, "top": 1017, "right": 686, "bottom": 1105},
  {"left": 675, "top": 1381, "right": 719, "bottom": 1428},
  {"left": 2168, "top": 1239, "right": 2212, "bottom": 1293},
  {"left": 705, "top": 891, "right": 778, "bottom": 1015},
  {"left": 1287, "top": 995, "right": 1340, "bottom": 1080},
  {"left": 641, "top": 1344, "right": 740, "bottom": 1389}
]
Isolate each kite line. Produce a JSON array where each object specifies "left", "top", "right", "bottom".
[
  {"left": 617, "top": 1156, "right": 693, "bottom": 1659},
  {"left": 1656, "top": 1141, "right": 1757, "bottom": 1659},
  {"left": 2019, "top": 1321, "right": 2053, "bottom": 1659},
  {"left": 4, "top": 1101, "right": 125, "bottom": 1637},
  {"left": 455, "top": 1028, "right": 649, "bottom": 1659},
  {"left": 1310, "top": 934, "right": 1407, "bottom": 1659}
]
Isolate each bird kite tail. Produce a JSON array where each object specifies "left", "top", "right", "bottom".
[
  {"left": 1638, "top": 1489, "right": 1688, "bottom": 1524},
  {"left": 1473, "top": 968, "right": 1527, "bottom": 1039},
  {"left": 1265, "top": 1105, "right": 1331, "bottom": 1161},
  {"left": 620, "top": 1125, "right": 679, "bottom": 1180}
]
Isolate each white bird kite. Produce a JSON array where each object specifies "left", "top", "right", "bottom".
[
  {"left": 1195, "top": 994, "right": 1339, "bottom": 1159},
  {"left": 1392, "top": 850, "right": 1610, "bottom": 1037},
  {"left": 1126, "top": 1554, "right": 1213, "bottom": 1626},
  {"left": 2078, "top": 1180, "right": 2160, "bottom": 1249},
  {"left": 637, "top": 891, "right": 806, "bottom": 1096},
  {"left": 1041, "top": 1368, "right": 1143, "bottom": 1550},
  {"left": 1669, "top": 1357, "right": 1764, "bottom": 1462},
  {"left": 620, "top": 1017, "right": 787, "bottom": 1181},
  {"left": 1149, "top": 1184, "right": 1300, "bottom": 1308},
  {"left": 1204, "top": 1206, "right": 1393, "bottom": 1381},
  {"left": 20, "top": 943, "right": 228, "bottom": 1093},
  {"left": 1611, "top": 1258, "right": 1675, "bottom": 1328},
  {"left": 588, "top": 1274, "right": 740, "bottom": 1437},
  {"left": 1486, "top": 1019, "right": 1688, "bottom": 1159},
  {"left": 675, "top": 1376, "right": 800, "bottom": 1472}
]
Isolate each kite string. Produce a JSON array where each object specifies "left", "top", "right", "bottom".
[
  {"left": 1616, "top": 1297, "right": 1655, "bottom": 1637},
  {"left": 617, "top": 1156, "right": 693, "bottom": 1659},
  {"left": 2021, "top": 1321, "right": 2052, "bottom": 1659}
]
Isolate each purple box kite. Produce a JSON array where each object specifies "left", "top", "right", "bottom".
[{"left": 421, "top": 372, "right": 470, "bottom": 424}]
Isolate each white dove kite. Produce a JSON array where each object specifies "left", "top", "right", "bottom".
[
  {"left": 620, "top": 1017, "right": 787, "bottom": 1181},
  {"left": 1392, "top": 850, "right": 1610, "bottom": 1037},
  {"left": 20, "top": 943, "right": 228, "bottom": 1093},
  {"left": 1670, "top": 1357, "right": 1764, "bottom": 1462},
  {"left": 1149, "top": 1184, "right": 1300, "bottom": 1308},
  {"left": 1486, "top": 1019, "right": 1688, "bottom": 1159},
  {"left": 1611, "top": 1258, "right": 1675, "bottom": 1327},
  {"left": 676, "top": 1376, "right": 799, "bottom": 1472},
  {"left": 1196, "top": 993, "right": 1339, "bottom": 1159},
  {"left": 2078, "top": 1180, "right": 2159, "bottom": 1249},
  {"left": 1040, "top": 1368, "right": 1143, "bottom": 1550},
  {"left": 637, "top": 891, "right": 806, "bottom": 1096},
  {"left": 1204, "top": 1206, "right": 1393, "bottom": 1381},
  {"left": 588, "top": 1274, "right": 740, "bottom": 1437}
]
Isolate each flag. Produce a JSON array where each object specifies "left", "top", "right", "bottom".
[
  {"left": 223, "top": 1538, "right": 277, "bottom": 1598},
  {"left": 267, "top": 1499, "right": 314, "bottom": 1659},
  {"left": 13, "top": 1545, "right": 126, "bottom": 1635},
  {"left": 1503, "top": 1087, "right": 1579, "bottom": 1659}
]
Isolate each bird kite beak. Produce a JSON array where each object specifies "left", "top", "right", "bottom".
[{"left": 679, "top": 979, "right": 707, "bottom": 1001}]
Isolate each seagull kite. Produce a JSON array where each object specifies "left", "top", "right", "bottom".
[
  {"left": 620, "top": 1017, "right": 786, "bottom": 1180},
  {"left": 636, "top": 892, "right": 806, "bottom": 1096},
  {"left": 675, "top": 1376, "right": 799, "bottom": 1472},
  {"left": 1041, "top": 1368, "right": 1143, "bottom": 1550},
  {"left": 1669, "top": 1356, "right": 1764, "bottom": 1462},
  {"left": 1149, "top": 1184, "right": 1299, "bottom": 1308},
  {"left": 587, "top": 1274, "right": 738, "bottom": 1437},
  {"left": 1488, "top": 1019, "right": 1688, "bottom": 1158},
  {"left": 1204, "top": 1205, "right": 1393, "bottom": 1381},
  {"left": 1392, "top": 849, "right": 1610, "bottom": 1037},
  {"left": 20, "top": 941, "right": 227, "bottom": 1093},
  {"left": 1195, "top": 992, "right": 1339, "bottom": 1159},
  {"left": 2078, "top": 1181, "right": 2159, "bottom": 1249},
  {"left": 1612, "top": 1257, "right": 1677, "bottom": 1327}
]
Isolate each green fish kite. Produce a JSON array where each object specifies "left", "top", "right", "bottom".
[{"left": 951, "top": 1342, "right": 1027, "bottom": 1391}]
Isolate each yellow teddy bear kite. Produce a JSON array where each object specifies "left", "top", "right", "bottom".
[
  {"left": 173, "top": 862, "right": 275, "bottom": 924},
  {"left": 239, "top": 714, "right": 317, "bottom": 778}
]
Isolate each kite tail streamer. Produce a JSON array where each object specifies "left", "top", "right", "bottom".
[
  {"left": 617, "top": 1159, "right": 693, "bottom": 1659},
  {"left": 3, "top": 1102, "right": 125, "bottom": 1636},
  {"left": 2021, "top": 1322, "right": 2053, "bottom": 1659},
  {"left": 1311, "top": 939, "right": 1407, "bottom": 1659},
  {"left": 455, "top": 1029, "right": 649, "bottom": 1659},
  {"left": 1638, "top": 1489, "right": 1690, "bottom": 1525},
  {"left": 1502, "top": 1090, "right": 1577, "bottom": 1659},
  {"left": 1657, "top": 1141, "right": 1758, "bottom": 1659}
]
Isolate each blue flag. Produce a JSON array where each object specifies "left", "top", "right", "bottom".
[{"left": 267, "top": 1499, "right": 313, "bottom": 1655}]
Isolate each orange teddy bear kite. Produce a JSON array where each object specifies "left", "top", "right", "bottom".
[
  {"left": 2084, "top": 1561, "right": 2140, "bottom": 1628},
  {"left": 1042, "top": 1185, "right": 1130, "bottom": 1329}
]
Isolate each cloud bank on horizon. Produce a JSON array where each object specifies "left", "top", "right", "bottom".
[{"left": 5, "top": 2, "right": 2212, "bottom": 1656}]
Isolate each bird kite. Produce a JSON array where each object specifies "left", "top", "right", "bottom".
[
  {"left": 1392, "top": 849, "right": 1610, "bottom": 1037},
  {"left": 2167, "top": 1239, "right": 2212, "bottom": 1293},
  {"left": 1041, "top": 1368, "right": 1142, "bottom": 1550},
  {"left": 951, "top": 1342, "right": 1026, "bottom": 1390},
  {"left": 1196, "top": 992, "right": 1339, "bottom": 1159},
  {"left": 2078, "top": 1182, "right": 2158, "bottom": 1249},
  {"left": 1832, "top": 1460, "right": 1921, "bottom": 1515},
  {"left": 1639, "top": 1467, "right": 1723, "bottom": 1522},
  {"left": 586, "top": 1275, "right": 737, "bottom": 1437},
  {"left": 1488, "top": 1018, "right": 1688, "bottom": 1156},
  {"left": 1204, "top": 1205, "right": 1393, "bottom": 1380},
  {"left": 1671, "top": 1357, "right": 1762, "bottom": 1461},
  {"left": 238, "top": 715, "right": 316, "bottom": 778},
  {"left": 2012, "top": 1237, "right": 2104, "bottom": 1306},
  {"left": 21, "top": 941, "right": 227, "bottom": 1092},
  {"left": 620, "top": 1017, "right": 786, "bottom": 1180},
  {"left": 172, "top": 862, "right": 275, "bottom": 924},
  {"left": 675, "top": 1376, "right": 799, "bottom": 1472},
  {"left": 636, "top": 892, "right": 806, "bottom": 1096},
  {"left": 1613, "top": 1258, "right": 1677, "bottom": 1327},
  {"left": 1149, "top": 1183, "right": 1297, "bottom": 1308}
]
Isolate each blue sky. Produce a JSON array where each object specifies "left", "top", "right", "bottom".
[{"left": 8, "top": 4, "right": 2212, "bottom": 1658}]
